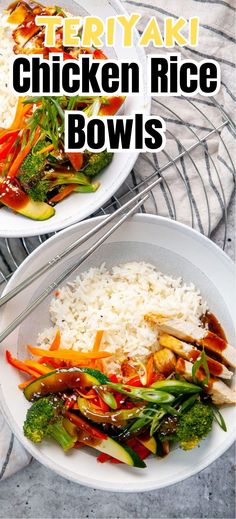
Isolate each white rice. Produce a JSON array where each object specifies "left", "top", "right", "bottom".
[
  {"left": 0, "top": 13, "right": 18, "bottom": 127},
  {"left": 37, "top": 262, "right": 208, "bottom": 375}
]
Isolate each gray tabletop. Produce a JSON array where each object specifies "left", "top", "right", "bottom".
[{"left": 0, "top": 197, "right": 235, "bottom": 519}]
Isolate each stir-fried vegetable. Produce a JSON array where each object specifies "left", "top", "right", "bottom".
[
  {"left": 26, "top": 171, "right": 92, "bottom": 202},
  {"left": 23, "top": 396, "right": 77, "bottom": 451},
  {"left": 23, "top": 367, "right": 109, "bottom": 401},
  {"left": 77, "top": 397, "right": 145, "bottom": 424},
  {"left": 6, "top": 294, "right": 231, "bottom": 468},
  {"left": 158, "top": 401, "right": 214, "bottom": 450},
  {"left": 0, "top": 177, "right": 55, "bottom": 220},
  {"left": 0, "top": 4, "right": 125, "bottom": 220},
  {"left": 82, "top": 151, "right": 113, "bottom": 177}
]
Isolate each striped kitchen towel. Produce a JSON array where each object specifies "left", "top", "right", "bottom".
[
  {"left": 118, "top": 0, "right": 236, "bottom": 236},
  {"left": 0, "top": 415, "right": 31, "bottom": 480},
  {"left": 0, "top": 0, "right": 235, "bottom": 480}
]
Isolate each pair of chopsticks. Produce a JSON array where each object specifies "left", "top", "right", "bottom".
[{"left": 0, "top": 175, "right": 161, "bottom": 343}]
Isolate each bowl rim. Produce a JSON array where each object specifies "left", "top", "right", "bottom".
[{"left": 0, "top": 213, "right": 235, "bottom": 491}]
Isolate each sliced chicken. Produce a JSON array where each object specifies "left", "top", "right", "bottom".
[
  {"left": 13, "top": 15, "right": 41, "bottom": 48},
  {"left": 175, "top": 358, "right": 236, "bottom": 405},
  {"left": 145, "top": 314, "right": 236, "bottom": 369},
  {"left": 7, "top": 2, "right": 31, "bottom": 25},
  {"left": 153, "top": 348, "right": 176, "bottom": 377},
  {"left": 121, "top": 360, "right": 137, "bottom": 379},
  {"left": 159, "top": 333, "right": 233, "bottom": 380},
  {"left": 10, "top": 3, "right": 56, "bottom": 52}
]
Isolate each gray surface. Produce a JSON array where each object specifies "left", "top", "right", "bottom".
[
  {"left": 0, "top": 444, "right": 235, "bottom": 519},
  {"left": 0, "top": 198, "right": 235, "bottom": 519}
]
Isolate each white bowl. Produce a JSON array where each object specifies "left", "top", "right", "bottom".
[
  {"left": 0, "top": 0, "right": 149, "bottom": 237},
  {"left": 0, "top": 214, "right": 235, "bottom": 491}
]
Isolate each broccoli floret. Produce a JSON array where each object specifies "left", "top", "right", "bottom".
[
  {"left": 177, "top": 401, "right": 213, "bottom": 450},
  {"left": 27, "top": 179, "right": 51, "bottom": 202},
  {"left": 83, "top": 151, "right": 113, "bottom": 177},
  {"left": 23, "top": 396, "right": 76, "bottom": 451},
  {"left": 158, "top": 402, "right": 213, "bottom": 450},
  {"left": 18, "top": 140, "right": 49, "bottom": 190},
  {"left": 19, "top": 141, "right": 110, "bottom": 201},
  {"left": 28, "top": 170, "right": 92, "bottom": 202}
]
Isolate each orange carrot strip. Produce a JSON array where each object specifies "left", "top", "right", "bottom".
[
  {"left": 92, "top": 330, "right": 104, "bottom": 352},
  {"left": 27, "top": 345, "right": 112, "bottom": 361},
  {"left": 36, "top": 143, "right": 54, "bottom": 155},
  {"left": 91, "top": 331, "right": 104, "bottom": 369},
  {"left": 50, "top": 330, "right": 61, "bottom": 351},
  {"left": 38, "top": 357, "right": 65, "bottom": 368},
  {"left": 94, "top": 360, "right": 104, "bottom": 372},
  {"left": 64, "top": 359, "right": 94, "bottom": 368},
  {"left": 146, "top": 355, "right": 154, "bottom": 386},
  {"left": 5, "top": 97, "right": 32, "bottom": 132},
  {"left": 8, "top": 127, "right": 40, "bottom": 178},
  {"left": 49, "top": 184, "right": 76, "bottom": 203},
  {"left": 77, "top": 390, "right": 97, "bottom": 400},
  {"left": 24, "top": 360, "right": 52, "bottom": 375},
  {"left": 18, "top": 377, "right": 36, "bottom": 390}
]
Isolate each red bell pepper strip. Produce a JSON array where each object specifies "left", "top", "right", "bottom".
[
  {"left": 64, "top": 411, "right": 107, "bottom": 440},
  {"left": 97, "top": 453, "right": 122, "bottom": 464},
  {"left": 97, "top": 453, "right": 112, "bottom": 463},
  {"left": 47, "top": 47, "right": 72, "bottom": 60},
  {"left": 73, "top": 441, "right": 84, "bottom": 449},
  {"left": 0, "top": 136, "right": 16, "bottom": 161},
  {"left": 6, "top": 350, "right": 39, "bottom": 378},
  {"left": 126, "top": 375, "right": 143, "bottom": 387},
  {"left": 67, "top": 152, "right": 84, "bottom": 171},
  {"left": 109, "top": 374, "right": 119, "bottom": 383},
  {"left": 127, "top": 441, "right": 150, "bottom": 461},
  {"left": 98, "top": 443, "right": 150, "bottom": 464},
  {"left": 97, "top": 394, "right": 110, "bottom": 412},
  {"left": 93, "top": 49, "right": 107, "bottom": 60},
  {"left": 99, "top": 97, "right": 125, "bottom": 116},
  {"left": 0, "top": 130, "right": 19, "bottom": 146}
]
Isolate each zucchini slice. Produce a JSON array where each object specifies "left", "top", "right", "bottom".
[
  {"left": 86, "top": 436, "right": 146, "bottom": 468},
  {"left": 24, "top": 367, "right": 109, "bottom": 401},
  {"left": 137, "top": 435, "right": 157, "bottom": 454}
]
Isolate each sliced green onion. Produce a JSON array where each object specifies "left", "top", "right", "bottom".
[
  {"left": 151, "top": 379, "right": 201, "bottom": 394},
  {"left": 178, "top": 394, "right": 198, "bottom": 414},
  {"left": 108, "top": 383, "right": 174, "bottom": 404},
  {"left": 210, "top": 404, "right": 227, "bottom": 432},
  {"left": 192, "top": 349, "right": 210, "bottom": 386},
  {"left": 96, "top": 388, "right": 117, "bottom": 410}
]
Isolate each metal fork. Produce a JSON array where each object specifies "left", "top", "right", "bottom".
[{"left": 0, "top": 193, "right": 149, "bottom": 343}]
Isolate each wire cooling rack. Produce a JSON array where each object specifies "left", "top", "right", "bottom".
[{"left": 0, "top": 96, "right": 235, "bottom": 291}]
